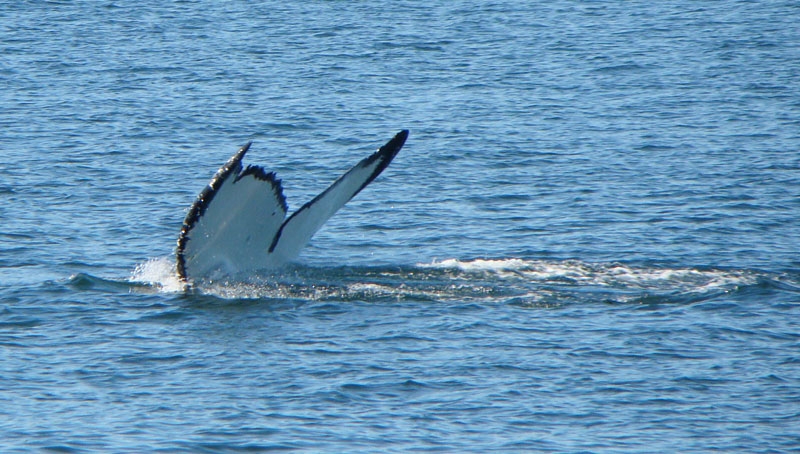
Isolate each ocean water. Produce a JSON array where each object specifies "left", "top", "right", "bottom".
[{"left": 2, "top": 0, "right": 799, "bottom": 451}]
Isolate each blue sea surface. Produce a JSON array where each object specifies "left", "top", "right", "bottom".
[{"left": 2, "top": 1, "right": 799, "bottom": 452}]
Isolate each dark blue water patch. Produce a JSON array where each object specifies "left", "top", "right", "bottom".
[
  {"left": 0, "top": 292, "right": 44, "bottom": 330},
  {"left": 130, "top": 308, "right": 195, "bottom": 325}
]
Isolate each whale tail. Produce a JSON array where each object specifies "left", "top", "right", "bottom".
[{"left": 176, "top": 130, "right": 408, "bottom": 282}]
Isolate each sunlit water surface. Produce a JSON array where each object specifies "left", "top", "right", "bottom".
[{"left": 2, "top": 1, "right": 799, "bottom": 451}]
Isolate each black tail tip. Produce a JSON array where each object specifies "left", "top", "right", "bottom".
[{"left": 385, "top": 129, "right": 409, "bottom": 151}]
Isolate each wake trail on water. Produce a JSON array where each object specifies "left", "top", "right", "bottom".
[{"left": 121, "top": 257, "right": 781, "bottom": 305}]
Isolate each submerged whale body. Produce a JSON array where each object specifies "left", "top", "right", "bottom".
[{"left": 176, "top": 130, "right": 408, "bottom": 282}]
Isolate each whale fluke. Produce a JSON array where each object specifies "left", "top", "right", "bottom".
[{"left": 176, "top": 130, "right": 408, "bottom": 282}]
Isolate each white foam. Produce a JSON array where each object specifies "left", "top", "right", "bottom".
[
  {"left": 130, "top": 257, "right": 185, "bottom": 293},
  {"left": 418, "top": 258, "right": 758, "bottom": 293},
  {"left": 421, "top": 258, "right": 531, "bottom": 272}
]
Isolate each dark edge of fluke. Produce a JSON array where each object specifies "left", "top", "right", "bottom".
[
  {"left": 268, "top": 129, "right": 409, "bottom": 253},
  {"left": 238, "top": 165, "right": 288, "bottom": 212},
  {"left": 176, "top": 142, "right": 252, "bottom": 281},
  {"left": 352, "top": 129, "right": 408, "bottom": 198}
]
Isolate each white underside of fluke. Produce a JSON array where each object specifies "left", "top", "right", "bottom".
[{"left": 176, "top": 130, "right": 408, "bottom": 283}]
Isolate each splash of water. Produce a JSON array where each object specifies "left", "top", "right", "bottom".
[{"left": 130, "top": 257, "right": 186, "bottom": 293}]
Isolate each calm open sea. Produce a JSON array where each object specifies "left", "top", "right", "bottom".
[{"left": 2, "top": 1, "right": 799, "bottom": 452}]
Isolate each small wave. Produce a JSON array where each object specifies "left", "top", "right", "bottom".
[
  {"left": 67, "top": 272, "right": 146, "bottom": 293},
  {"left": 65, "top": 258, "right": 185, "bottom": 295}
]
